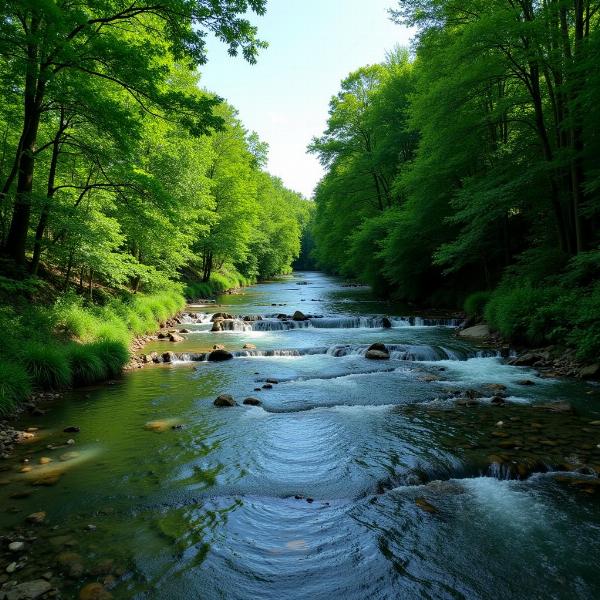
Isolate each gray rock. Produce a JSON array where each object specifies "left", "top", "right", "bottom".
[
  {"left": 168, "top": 333, "right": 184, "bottom": 342},
  {"left": 458, "top": 324, "right": 490, "bottom": 339},
  {"left": 292, "top": 310, "right": 307, "bottom": 321}
]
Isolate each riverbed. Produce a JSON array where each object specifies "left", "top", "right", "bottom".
[{"left": 1, "top": 272, "right": 600, "bottom": 599}]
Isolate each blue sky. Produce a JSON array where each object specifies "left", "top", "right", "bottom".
[{"left": 200, "top": 0, "right": 414, "bottom": 198}]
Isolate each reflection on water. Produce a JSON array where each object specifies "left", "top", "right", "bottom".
[{"left": 1, "top": 272, "right": 599, "bottom": 599}]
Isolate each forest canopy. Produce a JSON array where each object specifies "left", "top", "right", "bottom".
[
  {"left": 0, "top": 0, "right": 312, "bottom": 293},
  {"left": 310, "top": 0, "right": 600, "bottom": 358}
]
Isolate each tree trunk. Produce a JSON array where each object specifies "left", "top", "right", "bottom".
[
  {"left": 31, "top": 111, "right": 65, "bottom": 275},
  {"left": 4, "top": 13, "right": 44, "bottom": 265}
]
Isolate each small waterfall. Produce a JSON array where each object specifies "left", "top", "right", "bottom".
[
  {"left": 170, "top": 344, "right": 500, "bottom": 363},
  {"left": 219, "top": 319, "right": 253, "bottom": 332},
  {"left": 249, "top": 315, "right": 462, "bottom": 331}
]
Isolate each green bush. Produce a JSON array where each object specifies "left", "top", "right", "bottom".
[
  {"left": 484, "top": 285, "right": 548, "bottom": 344},
  {"left": 463, "top": 291, "right": 491, "bottom": 318},
  {"left": 89, "top": 340, "right": 130, "bottom": 378},
  {"left": 67, "top": 343, "right": 106, "bottom": 385},
  {"left": 0, "top": 361, "right": 32, "bottom": 414},
  {"left": 568, "top": 283, "right": 600, "bottom": 361},
  {"left": 20, "top": 341, "right": 72, "bottom": 390}
]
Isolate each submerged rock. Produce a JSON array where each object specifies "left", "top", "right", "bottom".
[
  {"left": 3, "top": 579, "right": 52, "bottom": 600},
  {"left": 79, "top": 582, "right": 112, "bottom": 600},
  {"left": 26, "top": 511, "right": 46, "bottom": 524},
  {"left": 365, "top": 343, "right": 390, "bottom": 360},
  {"left": 243, "top": 343, "right": 257, "bottom": 349},
  {"left": 214, "top": 394, "right": 236, "bottom": 407},
  {"left": 243, "top": 397, "right": 261, "bottom": 406},
  {"left": 168, "top": 333, "right": 184, "bottom": 342}
]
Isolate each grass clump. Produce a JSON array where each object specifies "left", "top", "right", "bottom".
[
  {"left": 0, "top": 361, "right": 32, "bottom": 415},
  {"left": 67, "top": 343, "right": 107, "bottom": 385},
  {"left": 89, "top": 340, "right": 130, "bottom": 378},
  {"left": 20, "top": 341, "right": 72, "bottom": 390}
]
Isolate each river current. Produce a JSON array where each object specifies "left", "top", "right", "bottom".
[{"left": 1, "top": 272, "right": 599, "bottom": 599}]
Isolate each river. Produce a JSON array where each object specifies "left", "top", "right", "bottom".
[{"left": 1, "top": 272, "right": 599, "bottom": 599}]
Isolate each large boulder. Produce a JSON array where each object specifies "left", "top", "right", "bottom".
[
  {"left": 292, "top": 310, "right": 308, "bottom": 321},
  {"left": 381, "top": 317, "right": 392, "bottom": 329},
  {"left": 365, "top": 343, "right": 390, "bottom": 360},
  {"left": 458, "top": 324, "right": 490, "bottom": 339},
  {"left": 210, "top": 321, "right": 223, "bottom": 332},
  {"left": 168, "top": 333, "right": 184, "bottom": 342},
  {"left": 208, "top": 349, "right": 233, "bottom": 362},
  {"left": 211, "top": 312, "right": 234, "bottom": 321},
  {"left": 214, "top": 394, "right": 236, "bottom": 407}
]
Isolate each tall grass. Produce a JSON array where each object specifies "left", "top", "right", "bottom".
[
  {"left": 0, "top": 361, "right": 32, "bottom": 415},
  {"left": 185, "top": 270, "right": 255, "bottom": 300},
  {"left": 0, "top": 286, "right": 185, "bottom": 411}
]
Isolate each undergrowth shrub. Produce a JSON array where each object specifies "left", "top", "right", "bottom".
[
  {"left": 20, "top": 341, "right": 72, "bottom": 390},
  {"left": 464, "top": 291, "right": 491, "bottom": 318},
  {"left": 0, "top": 361, "right": 32, "bottom": 414}
]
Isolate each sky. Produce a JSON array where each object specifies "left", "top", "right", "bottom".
[{"left": 200, "top": 0, "right": 414, "bottom": 198}]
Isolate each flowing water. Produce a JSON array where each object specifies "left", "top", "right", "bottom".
[{"left": 1, "top": 272, "right": 600, "bottom": 599}]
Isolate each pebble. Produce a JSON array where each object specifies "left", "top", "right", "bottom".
[
  {"left": 26, "top": 511, "right": 46, "bottom": 524},
  {"left": 5, "top": 562, "right": 17, "bottom": 574},
  {"left": 8, "top": 541, "right": 25, "bottom": 552},
  {"left": 66, "top": 439, "right": 75, "bottom": 445}
]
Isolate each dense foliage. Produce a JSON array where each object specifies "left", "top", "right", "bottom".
[
  {"left": 311, "top": 1, "right": 600, "bottom": 358},
  {"left": 0, "top": 1, "right": 312, "bottom": 410},
  {"left": 0, "top": 0, "right": 310, "bottom": 289}
]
